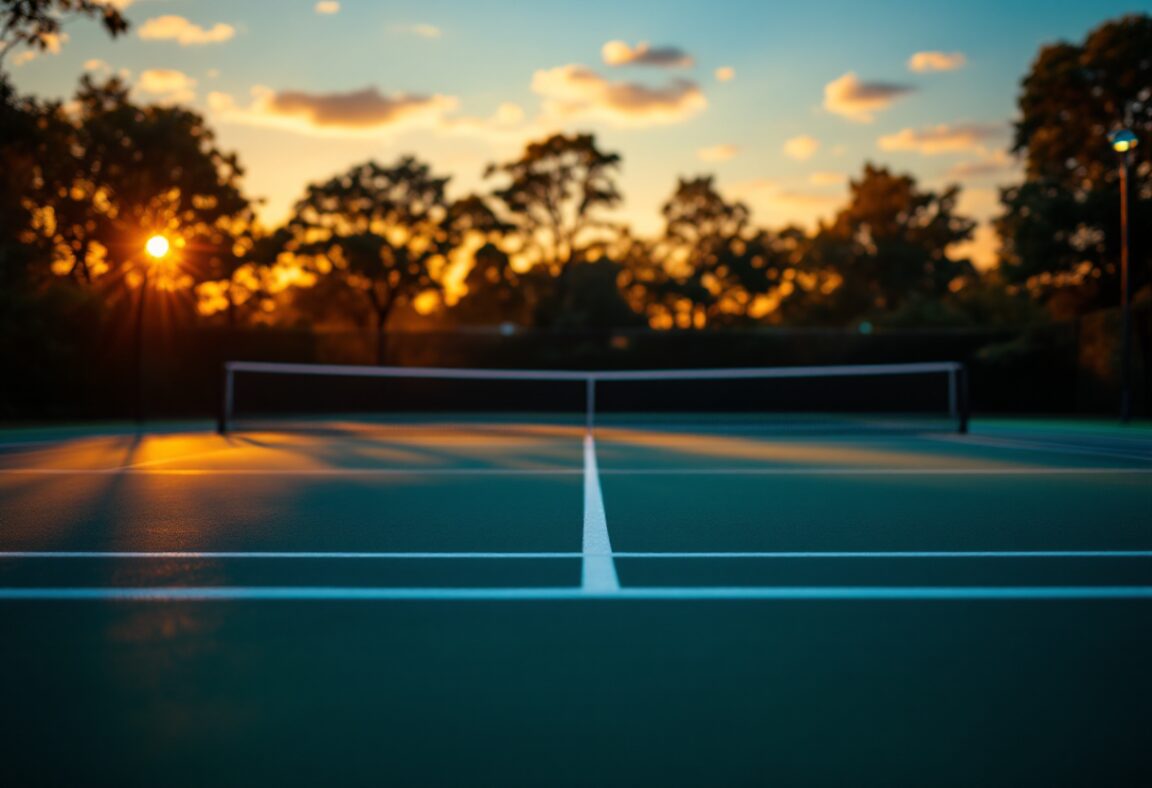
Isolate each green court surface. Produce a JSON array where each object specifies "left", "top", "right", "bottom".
[{"left": 1, "top": 419, "right": 1150, "bottom": 786}]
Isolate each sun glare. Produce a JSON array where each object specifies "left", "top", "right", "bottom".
[{"left": 145, "top": 235, "right": 171, "bottom": 259}]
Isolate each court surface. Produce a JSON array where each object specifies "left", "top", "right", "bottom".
[{"left": 1, "top": 418, "right": 1150, "bottom": 786}]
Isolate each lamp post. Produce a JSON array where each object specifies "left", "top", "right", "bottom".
[
  {"left": 136, "top": 235, "right": 170, "bottom": 425},
  {"left": 1108, "top": 129, "right": 1138, "bottom": 423}
]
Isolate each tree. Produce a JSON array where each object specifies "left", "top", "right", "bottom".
[
  {"left": 629, "top": 176, "right": 788, "bottom": 328},
  {"left": 0, "top": 0, "right": 128, "bottom": 66},
  {"left": 26, "top": 77, "right": 250, "bottom": 306},
  {"left": 810, "top": 163, "right": 975, "bottom": 324},
  {"left": 997, "top": 14, "right": 1151, "bottom": 314},
  {"left": 485, "top": 132, "right": 622, "bottom": 322},
  {"left": 289, "top": 157, "right": 456, "bottom": 363}
]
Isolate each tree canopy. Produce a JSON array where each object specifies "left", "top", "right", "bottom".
[{"left": 997, "top": 13, "right": 1151, "bottom": 314}]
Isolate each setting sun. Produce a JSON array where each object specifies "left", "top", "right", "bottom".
[{"left": 145, "top": 234, "right": 170, "bottom": 259}]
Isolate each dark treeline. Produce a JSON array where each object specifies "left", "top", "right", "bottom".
[{"left": 1, "top": 3, "right": 1149, "bottom": 415}]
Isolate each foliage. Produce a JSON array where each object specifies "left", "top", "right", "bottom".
[
  {"left": 288, "top": 157, "right": 458, "bottom": 361},
  {"left": 997, "top": 13, "right": 1151, "bottom": 313},
  {"left": 809, "top": 163, "right": 976, "bottom": 324},
  {"left": 0, "top": 0, "right": 128, "bottom": 65}
]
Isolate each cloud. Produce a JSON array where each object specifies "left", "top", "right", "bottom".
[
  {"left": 946, "top": 150, "right": 1018, "bottom": 180},
  {"left": 808, "top": 171, "right": 846, "bottom": 186},
  {"left": 908, "top": 51, "right": 967, "bottom": 73},
  {"left": 714, "top": 66, "right": 735, "bottom": 83},
  {"left": 877, "top": 122, "right": 1008, "bottom": 155},
  {"left": 138, "top": 15, "right": 236, "bottom": 46},
  {"left": 314, "top": 1, "right": 340, "bottom": 14},
  {"left": 697, "top": 144, "right": 739, "bottom": 162},
  {"left": 532, "top": 64, "right": 706, "bottom": 127},
  {"left": 11, "top": 31, "right": 68, "bottom": 65},
  {"left": 601, "top": 40, "right": 694, "bottom": 68},
  {"left": 783, "top": 134, "right": 820, "bottom": 161},
  {"left": 136, "top": 68, "right": 197, "bottom": 104},
  {"left": 209, "top": 86, "right": 458, "bottom": 137},
  {"left": 392, "top": 23, "right": 442, "bottom": 38},
  {"left": 84, "top": 58, "right": 112, "bottom": 73},
  {"left": 823, "top": 72, "right": 913, "bottom": 122}
]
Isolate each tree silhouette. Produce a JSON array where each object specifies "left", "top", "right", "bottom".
[
  {"left": 25, "top": 77, "right": 250, "bottom": 308},
  {"left": 0, "top": 0, "right": 128, "bottom": 66},
  {"left": 997, "top": 13, "right": 1151, "bottom": 314},
  {"left": 623, "top": 177, "right": 788, "bottom": 328},
  {"left": 811, "top": 163, "right": 975, "bottom": 323},
  {"left": 485, "top": 132, "right": 622, "bottom": 323},
  {"left": 289, "top": 157, "right": 454, "bottom": 363}
]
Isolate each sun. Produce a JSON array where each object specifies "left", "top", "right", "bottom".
[{"left": 145, "top": 235, "right": 170, "bottom": 259}]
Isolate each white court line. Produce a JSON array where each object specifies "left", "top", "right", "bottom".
[
  {"left": 3, "top": 466, "right": 1151, "bottom": 476},
  {"left": 0, "top": 586, "right": 1149, "bottom": 601},
  {"left": 598, "top": 467, "right": 1152, "bottom": 476},
  {"left": 932, "top": 433, "right": 1152, "bottom": 463},
  {"left": 582, "top": 433, "right": 620, "bottom": 593},
  {"left": 1, "top": 550, "right": 1149, "bottom": 560}
]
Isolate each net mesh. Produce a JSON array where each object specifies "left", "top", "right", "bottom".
[{"left": 221, "top": 362, "right": 967, "bottom": 436}]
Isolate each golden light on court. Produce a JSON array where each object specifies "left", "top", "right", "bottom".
[{"left": 145, "top": 234, "right": 171, "bottom": 259}]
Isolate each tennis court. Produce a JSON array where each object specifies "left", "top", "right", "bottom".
[{"left": 1, "top": 364, "right": 1150, "bottom": 786}]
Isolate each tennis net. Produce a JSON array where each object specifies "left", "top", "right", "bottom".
[{"left": 218, "top": 361, "right": 969, "bottom": 436}]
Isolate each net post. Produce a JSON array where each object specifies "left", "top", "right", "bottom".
[
  {"left": 217, "top": 363, "right": 234, "bottom": 436},
  {"left": 585, "top": 376, "right": 596, "bottom": 433},
  {"left": 956, "top": 363, "right": 970, "bottom": 435},
  {"left": 947, "top": 367, "right": 958, "bottom": 421}
]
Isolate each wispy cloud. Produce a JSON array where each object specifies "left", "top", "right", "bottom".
[
  {"left": 714, "top": 66, "right": 735, "bottom": 83},
  {"left": 823, "top": 72, "right": 913, "bottom": 122},
  {"left": 11, "top": 31, "right": 68, "bottom": 66},
  {"left": 601, "top": 41, "right": 694, "bottom": 68},
  {"left": 392, "top": 23, "right": 442, "bottom": 39},
  {"left": 697, "top": 144, "right": 739, "bottom": 162},
  {"left": 532, "top": 64, "right": 706, "bottom": 127},
  {"left": 783, "top": 135, "right": 820, "bottom": 161},
  {"left": 138, "top": 15, "right": 235, "bottom": 46},
  {"left": 878, "top": 122, "right": 1007, "bottom": 155},
  {"left": 314, "top": 1, "right": 340, "bottom": 14},
  {"left": 137, "top": 68, "right": 197, "bottom": 104},
  {"left": 908, "top": 51, "right": 967, "bottom": 73},
  {"left": 946, "top": 150, "right": 1018, "bottom": 180},
  {"left": 209, "top": 86, "right": 458, "bottom": 137},
  {"left": 808, "top": 171, "right": 846, "bottom": 186}
]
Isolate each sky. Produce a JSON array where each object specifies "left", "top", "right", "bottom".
[{"left": 9, "top": 0, "right": 1152, "bottom": 268}]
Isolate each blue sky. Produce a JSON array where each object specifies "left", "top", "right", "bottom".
[{"left": 10, "top": 0, "right": 1152, "bottom": 265}]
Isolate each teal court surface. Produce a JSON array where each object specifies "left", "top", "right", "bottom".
[{"left": 1, "top": 418, "right": 1150, "bottom": 786}]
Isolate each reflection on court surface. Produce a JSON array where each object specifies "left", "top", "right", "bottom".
[{"left": 1, "top": 416, "right": 1150, "bottom": 785}]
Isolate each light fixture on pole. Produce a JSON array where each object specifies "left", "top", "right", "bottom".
[
  {"left": 136, "top": 235, "right": 170, "bottom": 425},
  {"left": 1108, "top": 128, "right": 1138, "bottom": 423}
]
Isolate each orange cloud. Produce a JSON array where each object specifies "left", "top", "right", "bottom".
[
  {"left": 878, "top": 123, "right": 1007, "bottom": 155},
  {"left": 314, "top": 1, "right": 340, "bottom": 14},
  {"left": 11, "top": 31, "right": 67, "bottom": 65},
  {"left": 602, "top": 40, "right": 694, "bottom": 68},
  {"left": 138, "top": 15, "right": 235, "bottom": 46},
  {"left": 946, "top": 150, "right": 1018, "bottom": 180},
  {"left": 209, "top": 86, "right": 458, "bottom": 137},
  {"left": 137, "top": 68, "right": 198, "bottom": 103},
  {"left": 714, "top": 66, "right": 735, "bottom": 82},
  {"left": 823, "top": 72, "right": 913, "bottom": 122},
  {"left": 808, "top": 171, "right": 846, "bottom": 186},
  {"left": 392, "top": 23, "right": 442, "bottom": 38},
  {"left": 783, "top": 135, "right": 820, "bottom": 161},
  {"left": 697, "top": 144, "right": 740, "bottom": 162},
  {"left": 908, "top": 51, "right": 967, "bottom": 72},
  {"left": 532, "top": 64, "right": 706, "bottom": 127}
]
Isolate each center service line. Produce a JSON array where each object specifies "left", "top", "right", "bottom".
[{"left": 582, "top": 433, "right": 620, "bottom": 593}]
